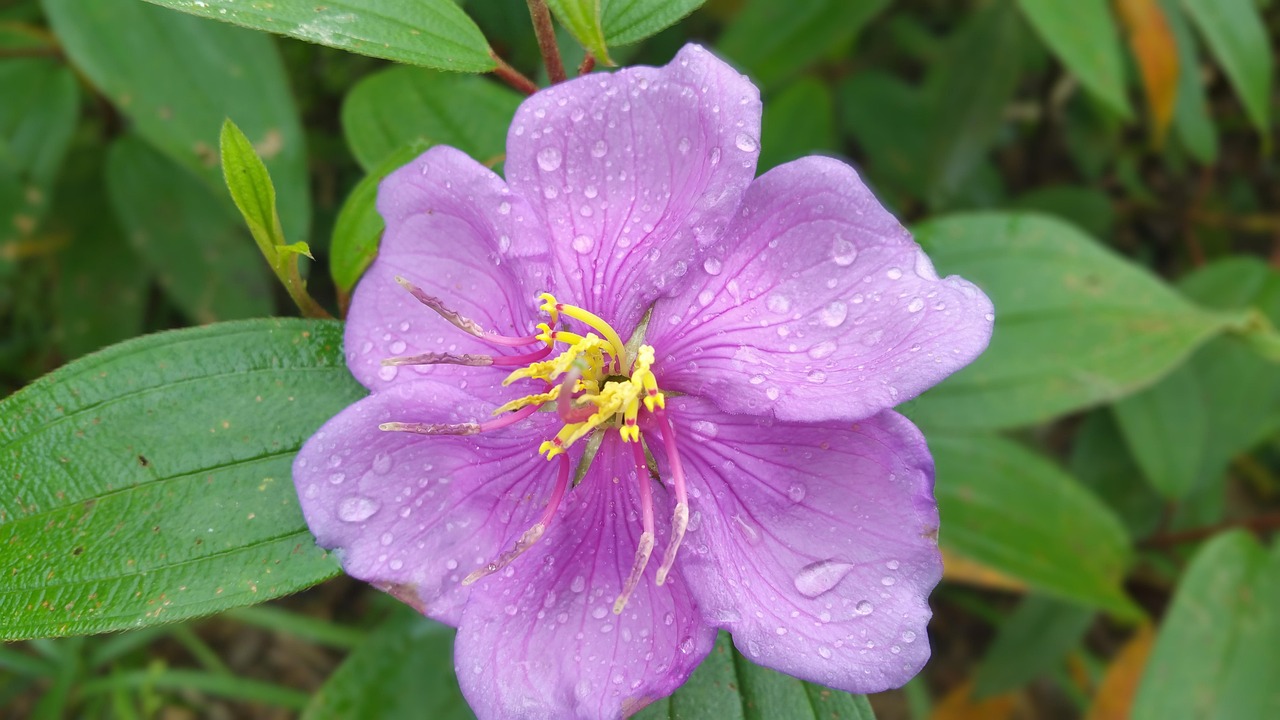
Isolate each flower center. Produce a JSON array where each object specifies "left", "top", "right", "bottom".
[{"left": 378, "top": 279, "right": 689, "bottom": 614}]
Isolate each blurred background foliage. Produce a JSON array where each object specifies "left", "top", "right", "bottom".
[{"left": 1, "top": 0, "right": 1278, "bottom": 718}]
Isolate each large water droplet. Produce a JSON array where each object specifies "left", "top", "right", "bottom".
[
  {"left": 572, "top": 234, "right": 595, "bottom": 254},
  {"left": 832, "top": 237, "right": 857, "bottom": 266},
  {"left": 697, "top": 289, "right": 715, "bottom": 307},
  {"left": 855, "top": 600, "right": 874, "bottom": 615},
  {"left": 677, "top": 137, "right": 691, "bottom": 154},
  {"left": 703, "top": 257, "right": 723, "bottom": 276},
  {"left": 689, "top": 420, "right": 718, "bottom": 439},
  {"left": 793, "top": 559, "right": 855, "bottom": 598},
  {"left": 906, "top": 297, "right": 925, "bottom": 313},
  {"left": 787, "top": 483, "right": 807, "bottom": 502},
  {"left": 808, "top": 341, "right": 838, "bottom": 360},
  {"left": 337, "top": 496, "right": 380, "bottom": 523},
  {"left": 886, "top": 267, "right": 903, "bottom": 280},
  {"left": 735, "top": 133, "right": 758, "bottom": 152},
  {"left": 766, "top": 294, "right": 791, "bottom": 314},
  {"left": 591, "top": 140, "right": 607, "bottom": 158},
  {"left": 818, "top": 300, "right": 847, "bottom": 327},
  {"left": 570, "top": 575, "right": 586, "bottom": 593},
  {"left": 497, "top": 201, "right": 511, "bottom": 215},
  {"left": 536, "top": 147, "right": 562, "bottom": 171}
]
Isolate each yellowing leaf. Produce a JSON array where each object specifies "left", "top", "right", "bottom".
[
  {"left": 1114, "top": 0, "right": 1179, "bottom": 145},
  {"left": 931, "top": 680, "right": 1027, "bottom": 720},
  {"left": 1086, "top": 624, "right": 1156, "bottom": 720},
  {"left": 941, "top": 549, "right": 1028, "bottom": 593}
]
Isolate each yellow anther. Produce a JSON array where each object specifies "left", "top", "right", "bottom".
[
  {"left": 492, "top": 386, "right": 560, "bottom": 416},
  {"left": 538, "top": 293, "right": 626, "bottom": 369}
]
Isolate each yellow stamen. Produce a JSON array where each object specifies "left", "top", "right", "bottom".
[{"left": 540, "top": 293, "right": 627, "bottom": 369}]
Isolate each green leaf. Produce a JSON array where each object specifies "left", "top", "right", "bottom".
[
  {"left": 929, "top": 432, "right": 1141, "bottom": 618},
  {"left": 924, "top": 0, "right": 1029, "bottom": 209},
  {"left": 1009, "top": 184, "right": 1115, "bottom": 240},
  {"left": 342, "top": 67, "right": 521, "bottom": 172},
  {"left": 0, "top": 58, "right": 78, "bottom": 258},
  {"left": 1132, "top": 532, "right": 1280, "bottom": 719},
  {"left": 303, "top": 607, "right": 470, "bottom": 720},
  {"left": 139, "top": 0, "right": 494, "bottom": 72},
  {"left": 1014, "top": 0, "right": 1132, "bottom": 117},
  {"left": 1069, "top": 412, "right": 1165, "bottom": 540},
  {"left": 106, "top": 136, "right": 273, "bottom": 322},
  {"left": 600, "top": 0, "right": 705, "bottom": 46},
  {"left": 42, "top": 0, "right": 311, "bottom": 241},
  {"left": 758, "top": 77, "right": 838, "bottom": 172},
  {"left": 546, "top": 0, "right": 612, "bottom": 64},
  {"left": 330, "top": 143, "right": 428, "bottom": 298},
  {"left": 907, "top": 213, "right": 1243, "bottom": 430},
  {"left": 219, "top": 119, "right": 287, "bottom": 264},
  {"left": 0, "top": 319, "right": 363, "bottom": 640},
  {"left": 1114, "top": 258, "right": 1280, "bottom": 499},
  {"left": 718, "top": 0, "right": 890, "bottom": 90},
  {"left": 1162, "top": 0, "right": 1218, "bottom": 163},
  {"left": 634, "top": 633, "right": 877, "bottom": 720},
  {"left": 1181, "top": 0, "right": 1272, "bottom": 141},
  {"left": 836, "top": 71, "right": 932, "bottom": 202},
  {"left": 974, "top": 595, "right": 1095, "bottom": 696}
]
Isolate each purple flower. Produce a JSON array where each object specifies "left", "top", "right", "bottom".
[{"left": 294, "top": 44, "right": 993, "bottom": 719}]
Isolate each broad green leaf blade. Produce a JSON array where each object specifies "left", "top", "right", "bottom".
[
  {"left": 219, "top": 119, "right": 286, "bottom": 264},
  {"left": 602, "top": 0, "right": 706, "bottom": 46},
  {"left": 1181, "top": 0, "right": 1272, "bottom": 140},
  {"left": 341, "top": 67, "right": 521, "bottom": 172},
  {"left": 758, "top": 77, "right": 838, "bottom": 172},
  {"left": 1009, "top": 184, "right": 1115, "bottom": 240},
  {"left": 1113, "top": 363, "right": 1207, "bottom": 498},
  {"left": 1132, "top": 532, "right": 1280, "bottom": 719},
  {"left": 0, "top": 319, "right": 362, "bottom": 640},
  {"left": 718, "top": 0, "right": 890, "bottom": 90},
  {"left": 836, "top": 71, "right": 932, "bottom": 202},
  {"left": 140, "top": 0, "right": 494, "bottom": 72},
  {"left": 974, "top": 595, "right": 1095, "bottom": 696},
  {"left": 303, "top": 607, "right": 471, "bottom": 720},
  {"left": 924, "top": 0, "right": 1028, "bottom": 209},
  {"left": 1070, "top": 412, "right": 1165, "bottom": 539},
  {"left": 1015, "top": 0, "right": 1132, "bottom": 117},
  {"left": 42, "top": 0, "right": 311, "bottom": 241},
  {"left": 106, "top": 136, "right": 273, "bottom": 322},
  {"left": 634, "top": 633, "right": 877, "bottom": 720},
  {"left": 908, "top": 213, "right": 1242, "bottom": 430},
  {"left": 546, "top": 0, "right": 612, "bottom": 64},
  {"left": 929, "top": 432, "right": 1141, "bottom": 617},
  {"left": 1116, "top": 258, "right": 1280, "bottom": 500},
  {"left": 330, "top": 143, "right": 428, "bottom": 298},
  {"left": 0, "top": 58, "right": 78, "bottom": 260},
  {"left": 1162, "top": 0, "right": 1218, "bottom": 162}
]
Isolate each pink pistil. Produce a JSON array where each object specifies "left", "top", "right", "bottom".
[
  {"left": 488, "top": 344, "right": 554, "bottom": 366},
  {"left": 555, "top": 368, "right": 597, "bottom": 424},
  {"left": 395, "top": 275, "right": 540, "bottom": 348},
  {"left": 654, "top": 411, "right": 689, "bottom": 586},
  {"left": 477, "top": 404, "right": 542, "bottom": 433},
  {"left": 462, "top": 453, "right": 571, "bottom": 585},
  {"left": 614, "top": 442, "right": 657, "bottom": 614}
]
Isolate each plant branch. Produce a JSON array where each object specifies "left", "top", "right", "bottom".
[
  {"left": 490, "top": 52, "right": 538, "bottom": 96},
  {"left": 1140, "top": 511, "right": 1280, "bottom": 550},
  {"left": 526, "top": 0, "right": 566, "bottom": 84},
  {"left": 578, "top": 53, "right": 596, "bottom": 76}
]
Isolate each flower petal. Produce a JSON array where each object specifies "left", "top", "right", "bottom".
[
  {"left": 292, "top": 378, "right": 559, "bottom": 625},
  {"left": 652, "top": 396, "right": 941, "bottom": 694},
  {"left": 647, "top": 156, "right": 994, "bottom": 423},
  {"left": 505, "top": 44, "right": 761, "bottom": 332},
  {"left": 454, "top": 434, "right": 714, "bottom": 720},
  {"left": 347, "top": 145, "right": 551, "bottom": 396}
]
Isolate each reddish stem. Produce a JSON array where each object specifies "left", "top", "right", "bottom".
[
  {"left": 490, "top": 52, "right": 538, "bottom": 96},
  {"left": 526, "top": 0, "right": 566, "bottom": 84}
]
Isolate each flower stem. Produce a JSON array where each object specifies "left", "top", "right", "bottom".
[
  {"left": 578, "top": 53, "right": 596, "bottom": 76},
  {"left": 490, "top": 51, "right": 539, "bottom": 96},
  {"left": 525, "top": 0, "right": 566, "bottom": 84}
]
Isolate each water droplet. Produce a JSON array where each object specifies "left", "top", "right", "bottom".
[
  {"left": 806, "top": 370, "right": 827, "bottom": 384},
  {"left": 572, "top": 234, "right": 595, "bottom": 254},
  {"left": 584, "top": 185, "right": 598, "bottom": 199},
  {"left": 536, "top": 147, "right": 562, "bottom": 171},
  {"left": 787, "top": 483, "right": 807, "bottom": 502},
  {"left": 793, "top": 559, "right": 855, "bottom": 598},
  {"left": 389, "top": 558, "right": 403, "bottom": 570},
  {"left": 571, "top": 575, "right": 586, "bottom": 593},
  {"left": 337, "top": 496, "right": 380, "bottom": 523},
  {"left": 497, "top": 201, "right": 511, "bottom": 215},
  {"left": 855, "top": 600, "right": 874, "bottom": 615},
  {"left": 862, "top": 329, "right": 884, "bottom": 346},
  {"left": 328, "top": 472, "right": 345, "bottom": 485},
  {"left": 592, "top": 606, "right": 608, "bottom": 619},
  {"left": 747, "top": 640, "right": 762, "bottom": 657},
  {"left": 591, "top": 140, "right": 607, "bottom": 158},
  {"left": 679, "top": 637, "right": 695, "bottom": 654},
  {"left": 709, "top": 147, "right": 721, "bottom": 165},
  {"left": 818, "top": 301, "right": 847, "bottom": 327},
  {"left": 378, "top": 365, "right": 398, "bottom": 381},
  {"left": 765, "top": 387, "right": 780, "bottom": 401},
  {"left": 697, "top": 289, "right": 715, "bottom": 307},
  {"left": 690, "top": 420, "right": 718, "bottom": 439},
  {"left": 808, "top": 341, "right": 838, "bottom": 359},
  {"left": 766, "top": 294, "right": 791, "bottom": 314},
  {"left": 703, "top": 257, "right": 723, "bottom": 275},
  {"left": 818, "top": 646, "right": 833, "bottom": 659},
  {"left": 677, "top": 137, "right": 691, "bottom": 154},
  {"left": 902, "top": 630, "right": 917, "bottom": 643},
  {"left": 832, "top": 237, "right": 857, "bottom": 266},
  {"left": 663, "top": 612, "right": 675, "bottom": 626},
  {"left": 735, "top": 133, "right": 758, "bottom": 152},
  {"left": 881, "top": 576, "right": 896, "bottom": 586},
  {"left": 504, "top": 604, "right": 518, "bottom": 616},
  {"left": 886, "top": 267, "right": 903, "bottom": 280},
  {"left": 914, "top": 251, "right": 938, "bottom": 280},
  {"left": 907, "top": 297, "right": 925, "bottom": 313},
  {"left": 886, "top": 559, "right": 900, "bottom": 570},
  {"left": 380, "top": 532, "right": 394, "bottom": 546}
]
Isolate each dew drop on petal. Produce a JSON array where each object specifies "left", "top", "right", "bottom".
[
  {"left": 697, "top": 289, "right": 715, "bottom": 307},
  {"left": 808, "top": 341, "right": 838, "bottom": 359},
  {"left": 536, "top": 147, "right": 562, "bottom": 171},
  {"left": 378, "top": 365, "right": 398, "bottom": 381},
  {"left": 907, "top": 297, "right": 925, "bottom": 313},
  {"left": 591, "top": 140, "right": 607, "bottom": 158},
  {"left": 703, "top": 257, "right": 723, "bottom": 276},
  {"left": 818, "top": 301, "right": 847, "bottom": 327},
  {"left": 787, "top": 483, "right": 807, "bottom": 502},
  {"left": 855, "top": 600, "right": 874, "bottom": 615},
  {"left": 735, "top": 133, "right": 758, "bottom": 152},
  {"left": 337, "top": 496, "right": 380, "bottom": 523},
  {"left": 793, "top": 559, "right": 855, "bottom": 598},
  {"left": 571, "top": 575, "right": 586, "bottom": 593},
  {"left": 689, "top": 420, "right": 718, "bottom": 439},
  {"left": 497, "top": 201, "right": 511, "bottom": 215},
  {"left": 679, "top": 637, "right": 695, "bottom": 654},
  {"left": 572, "top": 234, "right": 595, "bottom": 254},
  {"left": 677, "top": 137, "right": 691, "bottom": 154},
  {"left": 818, "top": 646, "right": 833, "bottom": 659},
  {"left": 832, "top": 237, "right": 857, "bottom": 266},
  {"left": 886, "top": 267, "right": 903, "bottom": 280},
  {"left": 766, "top": 294, "right": 791, "bottom": 314}
]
